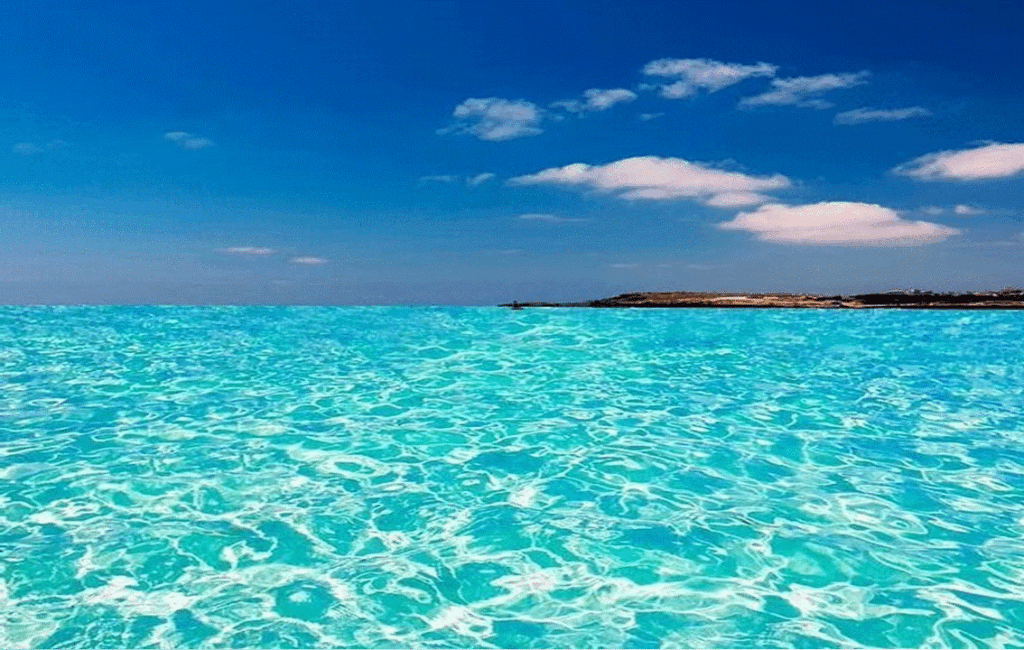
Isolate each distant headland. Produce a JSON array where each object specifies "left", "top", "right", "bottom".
[{"left": 501, "top": 288, "right": 1024, "bottom": 309}]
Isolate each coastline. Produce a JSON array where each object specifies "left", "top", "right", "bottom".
[{"left": 501, "top": 289, "right": 1024, "bottom": 309}]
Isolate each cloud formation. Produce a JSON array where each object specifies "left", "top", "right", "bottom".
[
  {"left": 518, "top": 213, "right": 588, "bottom": 223},
  {"left": 551, "top": 88, "right": 638, "bottom": 113},
  {"left": 480, "top": 248, "right": 524, "bottom": 256},
  {"left": 509, "top": 156, "right": 790, "bottom": 202},
  {"left": 893, "top": 142, "right": 1024, "bottom": 180},
  {"left": 12, "top": 142, "right": 44, "bottom": 155},
  {"left": 919, "top": 205, "right": 986, "bottom": 216},
  {"left": 834, "top": 106, "right": 931, "bottom": 125},
  {"left": 165, "top": 131, "right": 214, "bottom": 150},
  {"left": 290, "top": 256, "right": 328, "bottom": 265},
  {"left": 217, "top": 247, "right": 276, "bottom": 255},
  {"left": 444, "top": 98, "right": 544, "bottom": 141},
  {"left": 420, "top": 173, "right": 496, "bottom": 186},
  {"left": 467, "top": 172, "right": 496, "bottom": 186},
  {"left": 954, "top": 204, "right": 985, "bottom": 215},
  {"left": 12, "top": 140, "right": 67, "bottom": 155},
  {"left": 719, "top": 202, "right": 959, "bottom": 245},
  {"left": 641, "top": 58, "right": 777, "bottom": 99},
  {"left": 704, "top": 192, "right": 774, "bottom": 207},
  {"left": 740, "top": 72, "right": 870, "bottom": 109},
  {"left": 419, "top": 175, "right": 459, "bottom": 184}
]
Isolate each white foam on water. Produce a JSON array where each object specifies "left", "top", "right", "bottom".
[
  {"left": 426, "top": 605, "right": 494, "bottom": 639},
  {"left": 508, "top": 485, "right": 537, "bottom": 508},
  {"left": 82, "top": 576, "right": 194, "bottom": 617}
]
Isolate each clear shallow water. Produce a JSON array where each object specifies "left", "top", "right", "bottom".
[{"left": 1, "top": 306, "right": 1023, "bottom": 649}]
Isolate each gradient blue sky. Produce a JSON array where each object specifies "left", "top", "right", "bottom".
[{"left": 2, "top": 0, "right": 1022, "bottom": 304}]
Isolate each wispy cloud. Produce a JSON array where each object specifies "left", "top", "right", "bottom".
[
  {"left": 610, "top": 263, "right": 639, "bottom": 269},
  {"left": 165, "top": 131, "right": 214, "bottom": 149},
  {"left": 704, "top": 192, "right": 774, "bottom": 207},
  {"left": 739, "top": 71, "right": 870, "bottom": 109},
  {"left": 551, "top": 88, "right": 637, "bottom": 113},
  {"left": 420, "top": 173, "right": 496, "bottom": 186},
  {"left": 719, "top": 202, "right": 959, "bottom": 245},
  {"left": 467, "top": 172, "right": 496, "bottom": 186},
  {"left": 12, "top": 142, "right": 44, "bottom": 155},
  {"left": 290, "top": 256, "right": 328, "bottom": 265},
  {"left": 518, "top": 213, "right": 588, "bottom": 223},
  {"left": 893, "top": 142, "right": 1024, "bottom": 180},
  {"left": 480, "top": 248, "right": 525, "bottom": 256},
  {"left": 509, "top": 156, "right": 789, "bottom": 203},
  {"left": 954, "top": 204, "right": 985, "bottom": 216},
  {"left": 441, "top": 98, "right": 544, "bottom": 141},
  {"left": 920, "top": 205, "right": 987, "bottom": 216},
  {"left": 217, "top": 247, "right": 276, "bottom": 255},
  {"left": 834, "top": 106, "right": 931, "bottom": 125},
  {"left": 12, "top": 140, "right": 66, "bottom": 155},
  {"left": 419, "top": 175, "right": 459, "bottom": 184},
  {"left": 638, "top": 112, "right": 664, "bottom": 121},
  {"left": 641, "top": 58, "right": 777, "bottom": 99}
]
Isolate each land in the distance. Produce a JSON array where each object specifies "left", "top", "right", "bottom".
[{"left": 502, "top": 288, "right": 1024, "bottom": 309}]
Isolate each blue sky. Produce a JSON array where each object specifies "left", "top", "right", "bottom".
[{"left": 1, "top": 0, "right": 1022, "bottom": 304}]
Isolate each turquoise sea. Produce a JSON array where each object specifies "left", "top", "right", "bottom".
[{"left": 2, "top": 307, "right": 1023, "bottom": 649}]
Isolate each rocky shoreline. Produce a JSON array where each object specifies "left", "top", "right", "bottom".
[{"left": 502, "top": 289, "right": 1024, "bottom": 309}]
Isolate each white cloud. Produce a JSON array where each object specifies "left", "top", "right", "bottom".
[
  {"left": 217, "top": 247, "right": 276, "bottom": 255},
  {"left": 12, "top": 140, "right": 67, "bottom": 155},
  {"left": 420, "top": 173, "right": 496, "bottom": 186},
  {"left": 893, "top": 142, "right": 1024, "bottom": 180},
  {"left": 834, "top": 106, "right": 931, "bottom": 125},
  {"left": 183, "top": 138, "right": 214, "bottom": 150},
  {"left": 290, "top": 256, "right": 328, "bottom": 265},
  {"left": 551, "top": 88, "right": 637, "bottom": 113},
  {"left": 920, "top": 205, "right": 986, "bottom": 216},
  {"left": 509, "top": 156, "right": 790, "bottom": 202},
  {"left": 739, "top": 71, "right": 870, "bottom": 109},
  {"left": 419, "top": 175, "right": 459, "bottom": 183},
  {"left": 610, "top": 263, "right": 639, "bottom": 269},
  {"left": 596, "top": 88, "right": 635, "bottom": 111},
  {"left": 641, "top": 58, "right": 777, "bottom": 99},
  {"left": 719, "top": 201, "right": 959, "bottom": 245},
  {"left": 12, "top": 142, "right": 44, "bottom": 155},
  {"left": 467, "top": 172, "right": 496, "bottom": 186},
  {"left": 165, "top": 131, "right": 214, "bottom": 149},
  {"left": 638, "top": 112, "right": 664, "bottom": 121},
  {"left": 480, "top": 248, "right": 524, "bottom": 255},
  {"left": 705, "top": 192, "right": 774, "bottom": 207},
  {"left": 443, "top": 98, "right": 544, "bottom": 141},
  {"left": 954, "top": 204, "right": 985, "bottom": 215},
  {"left": 518, "top": 213, "right": 588, "bottom": 223}
]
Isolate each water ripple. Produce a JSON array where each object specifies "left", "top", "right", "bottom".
[{"left": 0, "top": 307, "right": 1022, "bottom": 648}]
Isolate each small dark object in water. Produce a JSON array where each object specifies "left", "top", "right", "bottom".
[{"left": 511, "top": 301, "right": 523, "bottom": 310}]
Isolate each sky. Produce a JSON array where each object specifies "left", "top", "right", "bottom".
[{"left": 1, "top": 0, "right": 1022, "bottom": 305}]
